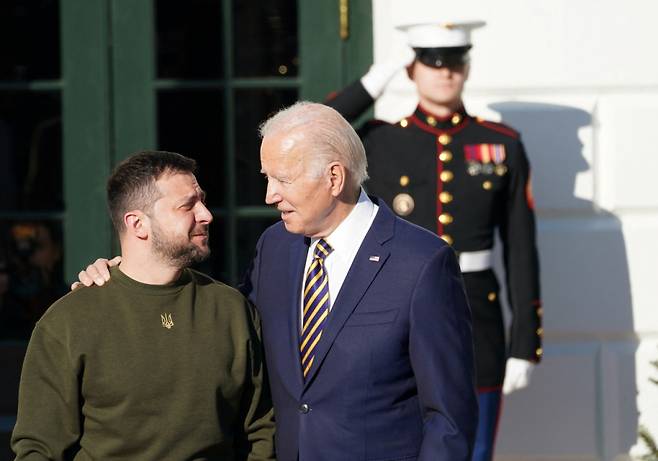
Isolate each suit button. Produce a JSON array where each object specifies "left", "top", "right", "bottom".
[
  {"left": 482, "top": 180, "right": 493, "bottom": 190},
  {"left": 440, "top": 170, "right": 454, "bottom": 182},
  {"left": 438, "top": 133, "right": 452, "bottom": 145},
  {"left": 438, "top": 213, "right": 453, "bottom": 225},
  {"left": 439, "top": 150, "right": 453, "bottom": 162},
  {"left": 299, "top": 403, "right": 310, "bottom": 414},
  {"left": 487, "top": 292, "right": 497, "bottom": 302},
  {"left": 440, "top": 234, "right": 453, "bottom": 245},
  {"left": 399, "top": 175, "right": 410, "bottom": 187},
  {"left": 439, "top": 191, "right": 453, "bottom": 203}
]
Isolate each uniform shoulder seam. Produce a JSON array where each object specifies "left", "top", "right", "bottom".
[{"left": 475, "top": 118, "right": 520, "bottom": 139}]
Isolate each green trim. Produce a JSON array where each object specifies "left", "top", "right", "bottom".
[
  {"left": 110, "top": 0, "right": 156, "bottom": 162},
  {"left": 61, "top": 0, "right": 113, "bottom": 281},
  {"left": 0, "top": 81, "right": 63, "bottom": 91},
  {"left": 299, "top": 0, "right": 373, "bottom": 102},
  {"left": 154, "top": 77, "right": 301, "bottom": 90}
]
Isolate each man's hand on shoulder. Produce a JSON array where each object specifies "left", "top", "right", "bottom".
[
  {"left": 502, "top": 357, "right": 535, "bottom": 395},
  {"left": 70, "top": 256, "right": 122, "bottom": 290}
]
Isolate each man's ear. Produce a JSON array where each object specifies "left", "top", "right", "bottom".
[
  {"left": 124, "top": 211, "right": 149, "bottom": 240},
  {"left": 328, "top": 162, "right": 347, "bottom": 197},
  {"left": 406, "top": 61, "right": 416, "bottom": 81}
]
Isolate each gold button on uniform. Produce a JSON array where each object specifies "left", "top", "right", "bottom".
[
  {"left": 536, "top": 327, "right": 544, "bottom": 336},
  {"left": 440, "top": 170, "right": 454, "bottom": 182},
  {"left": 487, "top": 292, "right": 497, "bottom": 302},
  {"left": 438, "top": 134, "right": 452, "bottom": 145},
  {"left": 537, "top": 307, "right": 544, "bottom": 316},
  {"left": 439, "top": 191, "right": 453, "bottom": 203},
  {"left": 400, "top": 118, "right": 409, "bottom": 128},
  {"left": 482, "top": 180, "right": 493, "bottom": 190},
  {"left": 439, "top": 151, "right": 453, "bottom": 162},
  {"left": 451, "top": 113, "right": 462, "bottom": 125},
  {"left": 399, "top": 175, "right": 410, "bottom": 187},
  {"left": 427, "top": 116, "right": 437, "bottom": 126},
  {"left": 440, "top": 234, "right": 453, "bottom": 245},
  {"left": 536, "top": 348, "right": 543, "bottom": 357},
  {"left": 438, "top": 213, "right": 453, "bottom": 225}
]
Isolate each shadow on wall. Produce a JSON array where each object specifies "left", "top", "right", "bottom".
[{"left": 489, "top": 102, "right": 637, "bottom": 460}]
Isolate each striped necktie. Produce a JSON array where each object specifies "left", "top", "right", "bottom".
[{"left": 300, "top": 239, "right": 333, "bottom": 379}]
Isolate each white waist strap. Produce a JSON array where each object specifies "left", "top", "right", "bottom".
[{"left": 458, "top": 250, "right": 493, "bottom": 273}]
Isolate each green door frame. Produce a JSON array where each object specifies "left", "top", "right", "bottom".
[{"left": 61, "top": 0, "right": 372, "bottom": 283}]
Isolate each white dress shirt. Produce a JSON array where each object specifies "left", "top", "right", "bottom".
[{"left": 300, "top": 190, "right": 379, "bottom": 327}]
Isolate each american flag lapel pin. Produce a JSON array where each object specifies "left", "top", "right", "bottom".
[{"left": 369, "top": 255, "right": 380, "bottom": 262}]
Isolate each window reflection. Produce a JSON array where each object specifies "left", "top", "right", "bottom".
[
  {"left": 0, "top": 0, "right": 60, "bottom": 81},
  {"left": 0, "top": 92, "right": 62, "bottom": 211},
  {"left": 156, "top": 0, "right": 224, "bottom": 79},
  {"left": 235, "top": 88, "right": 298, "bottom": 206},
  {"left": 0, "top": 220, "right": 66, "bottom": 340},
  {"left": 233, "top": 0, "right": 298, "bottom": 77}
]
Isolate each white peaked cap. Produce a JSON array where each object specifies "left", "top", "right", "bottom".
[{"left": 395, "top": 20, "right": 486, "bottom": 48}]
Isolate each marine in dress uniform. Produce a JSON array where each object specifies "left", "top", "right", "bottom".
[{"left": 326, "top": 20, "right": 543, "bottom": 461}]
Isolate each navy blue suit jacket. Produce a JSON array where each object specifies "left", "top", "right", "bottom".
[{"left": 241, "top": 198, "right": 477, "bottom": 461}]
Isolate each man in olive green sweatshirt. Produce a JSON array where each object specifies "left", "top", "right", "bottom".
[{"left": 11, "top": 151, "right": 275, "bottom": 461}]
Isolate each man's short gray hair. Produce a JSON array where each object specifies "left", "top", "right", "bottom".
[{"left": 259, "top": 101, "right": 368, "bottom": 189}]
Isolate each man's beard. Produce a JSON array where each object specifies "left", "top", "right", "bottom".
[{"left": 151, "top": 221, "right": 210, "bottom": 268}]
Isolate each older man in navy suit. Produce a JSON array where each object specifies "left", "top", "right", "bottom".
[
  {"left": 74, "top": 102, "right": 477, "bottom": 460},
  {"left": 243, "top": 101, "right": 477, "bottom": 460}
]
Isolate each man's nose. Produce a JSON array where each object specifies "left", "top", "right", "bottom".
[
  {"left": 264, "top": 179, "right": 280, "bottom": 205},
  {"left": 196, "top": 202, "right": 213, "bottom": 224}
]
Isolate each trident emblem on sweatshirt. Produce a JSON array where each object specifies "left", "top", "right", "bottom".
[{"left": 161, "top": 313, "right": 174, "bottom": 329}]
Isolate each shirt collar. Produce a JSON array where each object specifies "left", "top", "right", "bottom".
[{"left": 312, "top": 189, "right": 374, "bottom": 260}]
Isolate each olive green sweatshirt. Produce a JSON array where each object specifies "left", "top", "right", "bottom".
[{"left": 11, "top": 267, "right": 275, "bottom": 461}]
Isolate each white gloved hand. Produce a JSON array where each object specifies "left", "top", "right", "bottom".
[
  {"left": 502, "top": 357, "right": 535, "bottom": 395},
  {"left": 360, "top": 46, "right": 416, "bottom": 99}
]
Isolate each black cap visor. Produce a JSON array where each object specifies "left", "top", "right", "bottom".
[{"left": 414, "top": 46, "right": 471, "bottom": 69}]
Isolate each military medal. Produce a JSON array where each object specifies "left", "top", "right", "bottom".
[
  {"left": 392, "top": 193, "right": 415, "bottom": 216},
  {"left": 495, "top": 164, "right": 508, "bottom": 176},
  {"left": 467, "top": 162, "right": 481, "bottom": 176}
]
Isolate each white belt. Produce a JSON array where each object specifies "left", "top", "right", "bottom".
[{"left": 458, "top": 250, "right": 493, "bottom": 273}]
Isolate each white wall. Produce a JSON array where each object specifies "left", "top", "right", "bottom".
[{"left": 371, "top": 1, "right": 658, "bottom": 460}]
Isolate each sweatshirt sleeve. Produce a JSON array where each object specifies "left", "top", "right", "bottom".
[
  {"left": 12, "top": 324, "right": 82, "bottom": 460},
  {"left": 236, "top": 300, "right": 276, "bottom": 461}
]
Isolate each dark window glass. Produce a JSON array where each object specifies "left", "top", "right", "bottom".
[
  {"left": 236, "top": 217, "right": 279, "bottom": 278},
  {"left": 0, "top": 219, "right": 66, "bottom": 341},
  {"left": 155, "top": 0, "right": 224, "bottom": 79},
  {"left": 233, "top": 0, "right": 298, "bottom": 77},
  {"left": 0, "top": 92, "right": 62, "bottom": 211},
  {"left": 0, "top": 0, "right": 60, "bottom": 81},
  {"left": 192, "top": 217, "right": 227, "bottom": 283},
  {"left": 234, "top": 88, "right": 298, "bottom": 206},
  {"left": 157, "top": 90, "right": 226, "bottom": 208}
]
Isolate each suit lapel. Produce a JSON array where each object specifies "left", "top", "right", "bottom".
[
  {"left": 303, "top": 200, "right": 395, "bottom": 387},
  {"left": 284, "top": 236, "right": 309, "bottom": 396}
]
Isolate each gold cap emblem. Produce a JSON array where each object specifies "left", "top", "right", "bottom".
[{"left": 392, "top": 193, "right": 415, "bottom": 216}]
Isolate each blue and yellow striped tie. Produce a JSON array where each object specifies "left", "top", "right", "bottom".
[{"left": 300, "top": 239, "right": 333, "bottom": 379}]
